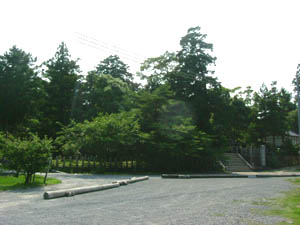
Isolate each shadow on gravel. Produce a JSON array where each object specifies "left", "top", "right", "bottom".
[{"left": 5, "top": 186, "right": 45, "bottom": 193}]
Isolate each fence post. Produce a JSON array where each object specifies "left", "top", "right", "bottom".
[
  {"left": 260, "top": 145, "right": 266, "bottom": 167},
  {"left": 62, "top": 157, "right": 65, "bottom": 169},
  {"left": 99, "top": 157, "right": 103, "bottom": 169},
  {"left": 108, "top": 157, "right": 110, "bottom": 169},
  {"left": 112, "top": 158, "right": 116, "bottom": 170},
  {"left": 70, "top": 156, "right": 73, "bottom": 171},
  {"left": 81, "top": 156, "right": 84, "bottom": 169},
  {"left": 56, "top": 156, "right": 59, "bottom": 170},
  {"left": 76, "top": 156, "right": 79, "bottom": 170},
  {"left": 249, "top": 145, "right": 253, "bottom": 166}
]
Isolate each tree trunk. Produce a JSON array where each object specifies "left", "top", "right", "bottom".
[{"left": 25, "top": 173, "right": 32, "bottom": 184}]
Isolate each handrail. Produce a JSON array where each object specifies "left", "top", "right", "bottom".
[
  {"left": 218, "top": 160, "right": 226, "bottom": 171},
  {"left": 237, "top": 153, "right": 254, "bottom": 170}
]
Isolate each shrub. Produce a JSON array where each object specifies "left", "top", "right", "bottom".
[{"left": 2, "top": 133, "right": 53, "bottom": 184}]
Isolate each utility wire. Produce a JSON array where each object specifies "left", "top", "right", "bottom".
[
  {"left": 75, "top": 32, "right": 145, "bottom": 63},
  {"left": 76, "top": 32, "right": 145, "bottom": 60},
  {"left": 77, "top": 38, "right": 142, "bottom": 65}
]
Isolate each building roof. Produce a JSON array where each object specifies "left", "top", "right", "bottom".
[{"left": 288, "top": 131, "right": 299, "bottom": 137}]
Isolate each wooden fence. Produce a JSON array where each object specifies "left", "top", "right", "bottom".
[
  {"left": 51, "top": 154, "right": 221, "bottom": 173},
  {"left": 51, "top": 156, "right": 141, "bottom": 173}
]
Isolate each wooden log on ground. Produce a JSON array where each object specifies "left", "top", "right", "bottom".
[
  {"left": 127, "top": 176, "right": 149, "bottom": 184},
  {"left": 44, "top": 183, "right": 120, "bottom": 200}
]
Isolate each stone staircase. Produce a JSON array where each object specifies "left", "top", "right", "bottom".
[{"left": 224, "top": 153, "right": 252, "bottom": 172}]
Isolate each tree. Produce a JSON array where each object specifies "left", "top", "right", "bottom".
[
  {"left": 56, "top": 111, "right": 141, "bottom": 158},
  {"left": 75, "top": 72, "right": 131, "bottom": 121},
  {"left": 0, "top": 132, "right": 5, "bottom": 161},
  {"left": 251, "top": 82, "right": 294, "bottom": 144},
  {"left": 134, "top": 85, "right": 173, "bottom": 133},
  {"left": 140, "top": 51, "right": 177, "bottom": 92},
  {"left": 177, "top": 26, "right": 216, "bottom": 78},
  {"left": 133, "top": 85, "right": 221, "bottom": 171},
  {"left": 287, "top": 109, "right": 298, "bottom": 133},
  {"left": 225, "top": 94, "right": 251, "bottom": 146},
  {"left": 2, "top": 133, "right": 53, "bottom": 184},
  {"left": 96, "top": 55, "right": 133, "bottom": 82},
  {"left": 43, "top": 42, "right": 81, "bottom": 137},
  {"left": 0, "top": 46, "right": 44, "bottom": 134},
  {"left": 141, "top": 27, "right": 219, "bottom": 133}
]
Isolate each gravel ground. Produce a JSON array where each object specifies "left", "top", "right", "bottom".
[{"left": 0, "top": 173, "right": 297, "bottom": 225}]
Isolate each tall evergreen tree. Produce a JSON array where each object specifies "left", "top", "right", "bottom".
[
  {"left": 251, "top": 82, "right": 294, "bottom": 144},
  {"left": 0, "top": 46, "right": 44, "bottom": 134},
  {"left": 80, "top": 72, "right": 130, "bottom": 120},
  {"left": 141, "top": 27, "right": 220, "bottom": 133},
  {"left": 96, "top": 55, "right": 133, "bottom": 82},
  {"left": 43, "top": 42, "right": 81, "bottom": 137}
]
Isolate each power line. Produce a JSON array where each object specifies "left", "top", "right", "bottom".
[
  {"left": 78, "top": 39, "right": 142, "bottom": 66},
  {"left": 76, "top": 32, "right": 145, "bottom": 60},
  {"left": 74, "top": 32, "right": 146, "bottom": 64}
]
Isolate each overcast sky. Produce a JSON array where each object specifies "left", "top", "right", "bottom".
[{"left": 1, "top": 0, "right": 300, "bottom": 92}]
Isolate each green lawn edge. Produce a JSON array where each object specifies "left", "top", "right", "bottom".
[
  {"left": 0, "top": 174, "right": 61, "bottom": 191},
  {"left": 252, "top": 178, "right": 300, "bottom": 225}
]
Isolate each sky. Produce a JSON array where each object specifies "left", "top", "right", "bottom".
[{"left": 1, "top": 0, "right": 300, "bottom": 92}]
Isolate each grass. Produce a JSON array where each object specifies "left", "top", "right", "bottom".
[
  {"left": 0, "top": 174, "right": 61, "bottom": 191},
  {"left": 251, "top": 178, "right": 300, "bottom": 225}
]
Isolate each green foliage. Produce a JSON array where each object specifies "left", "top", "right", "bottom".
[
  {"left": 96, "top": 55, "right": 133, "bottom": 82},
  {"left": 133, "top": 85, "right": 222, "bottom": 171},
  {"left": 140, "top": 27, "right": 225, "bottom": 136},
  {"left": 287, "top": 109, "right": 298, "bottom": 133},
  {"left": 42, "top": 42, "right": 81, "bottom": 137},
  {"left": 280, "top": 140, "right": 299, "bottom": 156},
  {"left": 56, "top": 111, "right": 141, "bottom": 157},
  {"left": 0, "top": 132, "right": 5, "bottom": 160},
  {"left": 140, "top": 51, "right": 177, "bottom": 91},
  {"left": 76, "top": 72, "right": 131, "bottom": 120},
  {"left": 177, "top": 26, "right": 216, "bottom": 77},
  {"left": 1, "top": 27, "right": 298, "bottom": 173},
  {"left": 2, "top": 133, "right": 53, "bottom": 184},
  {"left": 0, "top": 46, "right": 45, "bottom": 134},
  {"left": 251, "top": 82, "right": 295, "bottom": 145}
]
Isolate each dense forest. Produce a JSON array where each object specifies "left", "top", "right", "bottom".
[{"left": 0, "top": 27, "right": 299, "bottom": 178}]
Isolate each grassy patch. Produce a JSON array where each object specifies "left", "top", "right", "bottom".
[
  {"left": 0, "top": 175, "right": 61, "bottom": 191},
  {"left": 288, "top": 178, "right": 300, "bottom": 185},
  {"left": 252, "top": 198, "right": 274, "bottom": 207},
  {"left": 241, "top": 219, "right": 268, "bottom": 225},
  {"left": 232, "top": 199, "right": 247, "bottom": 204},
  {"left": 251, "top": 178, "right": 300, "bottom": 225},
  {"left": 213, "top": 212, "right": 225, "bottom": 217}
]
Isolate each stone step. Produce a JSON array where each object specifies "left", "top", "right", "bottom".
[
  {"left": 225, "top": 163, "right": 248, "bottom": 167},
  {"left": 223, "top": 153, "right": 252, "bottom": 172},
  {"left": 226, "top": 166, "right": 252, "bottom": 170},
  {"left": 225, "top": 159, "right": 245, "bottom": 163},
  {"left": 227, "top": 169, "right": 252, "bottom": 172}
]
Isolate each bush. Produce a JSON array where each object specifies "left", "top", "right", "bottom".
[
  {"left": 56, "top": 111, "right": 141, "bottom": 158},
  {"left": 2, "top": 133, "right": 53, "bottom": 184},
  {"left": 0, "top": 133, "right": 4, "bottom": 161}
]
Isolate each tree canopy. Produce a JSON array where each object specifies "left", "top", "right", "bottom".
[{"left": 0, "top": 26, "right": 298, "bottom": 173}]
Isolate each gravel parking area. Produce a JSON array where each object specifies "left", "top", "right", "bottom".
[{"left": 0, "top": 173, "right": 297, "bottom": 225}]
